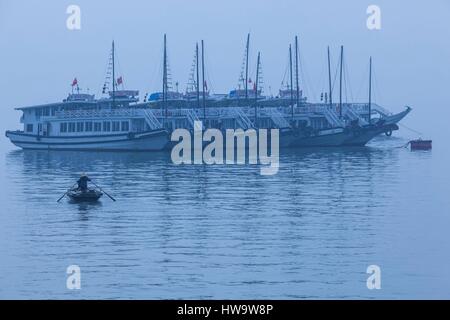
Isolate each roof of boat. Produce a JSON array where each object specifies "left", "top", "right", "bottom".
[
  {"left": 15, "top": 100, "right": 97, "bottom": 111},
  {"left": 15, "top": 93, "right": 98, "bottom": 110}
]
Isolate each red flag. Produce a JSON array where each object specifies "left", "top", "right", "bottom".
[
  {"left": 248, "top": 78, "right": 252, "bottom": 83},
  {"left": 204, "top": 81, "right": 208, "bottom": 91},
  {"left": 71, "top": 78, "right": 78, "bottom": 87},
  {"left": 117, "top": 76, "right": 123, "bottom": 85}
]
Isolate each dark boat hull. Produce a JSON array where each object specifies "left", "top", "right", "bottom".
[{"left": 67, "top": 189, "right": 103, "bottom": 202}]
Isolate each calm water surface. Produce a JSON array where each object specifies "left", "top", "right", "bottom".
[{"left": 0, "top": 135, "right": 449, "bottom": 299}]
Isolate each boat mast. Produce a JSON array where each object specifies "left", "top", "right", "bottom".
[
  {"left": 327, "top": 46, "right": 333, "bottom": 108},
  {"left": 289, "top": 44, "right": 294, "bottom": 119},
  {"left": 245, "top": 33, "right": 250, "bottom": 101},
  {"left": 254, "top": 51, "right": 261, "bottom": 125},
  {"left": 196, "top": 42, "right": 200, "bottom": 110},
  {"left": 163, "top": 34, "right": 168, "bottom": 125},
  {"left": 339, "top": 45, "right": 343, "bottom": 119},
  {"left": 201, "top": 40, "right": 206, "bottom": 121},
  {"left": 368, "top": 56, "right": 372, "bottom": 124},
  {"left": 295, "top": 36, "right": 300, "bottom": 108},
  {"left": 112, "top": 41, "right": 115, "bottom": 108}
]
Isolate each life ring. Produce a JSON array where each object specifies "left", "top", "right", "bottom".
[{"left": 385, "top": 130, "right": 392, "bottom": 137}]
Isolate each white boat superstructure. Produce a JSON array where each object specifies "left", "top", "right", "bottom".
[{"left": 5, "top": 93, "right": 169, "bottom": 151}]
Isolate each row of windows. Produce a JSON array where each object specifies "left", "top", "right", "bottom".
[{"left": 60, "top": 121, "right": 129, "bottom": 133}]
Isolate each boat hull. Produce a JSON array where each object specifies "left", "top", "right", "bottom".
[
  {"left": 282, "top": 107, "right": 411, "bottom": 148},
  {"left": 5, "top": 129, "right": 169, "bottom": 151},
  {"left": 281, "top": 128, "right": 348, "bottom": 147},
  {"left": 67, "top": 189, "right": 103, "bottom": 202}
]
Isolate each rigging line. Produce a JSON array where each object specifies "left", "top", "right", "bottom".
[
  {"left": 298, "top": 49, "right": 316, "bottom": 101},
  {"left": 372, "top": 67, "right": 383, "bottom": 106},
  {"left": 115, "top": 47, "right": 125, "bottom": 89},
  {"left": 205, "top": 53, "right": 216, "bottom": 95},
  {"left": 331, "top": 52, "right": 339, "bottom": 98},
  {"left": 185, "top": 51, "right": 196, "bottom": 93},
  {"left": 399, "top": 123, "right": 424, "bottom": 136},
  {"left": 147, "top": 40, "right": 165, "bottom": 96},
  {"left": 355, "top": 60, "right": 369, "bottom": 102},
  {"left": 98, "top": 52, "right": 110, "bottom": 97},
  {"left": 280, "top": 53, "right": 290, "bottom": 88},
  {"left": 343, "top": 54, "right": 354, "bottom": 102},
  {"left": 257, "top": 57, "right": 265, "bottom": 94},
  {"left": 315, "top": 53, "right": 327, "bottom": 100},
  {"left": 99, "top": 47, "right": 114, "bottom": 96},
  {"left": 152, "top": 58, "right": 162, "bottom": 95}
]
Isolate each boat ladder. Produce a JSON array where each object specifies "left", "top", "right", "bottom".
[
  {"left": 184, "top": 109, "right": 203, "bottom": 130},
  {"left": 323, "top": 107, "right": 344, "bottom": 127},
  {"left": 266, "top": 108, "right": 291, "bottom": 129},
  {"left": 345, "top": 106, "right": 368, "bottom": 125},
  {"left": 143, "top": 109, "right": 163, "bottom": 130},
  {"left": 231, "top": 107, "right": 254, "bottom": 130}
]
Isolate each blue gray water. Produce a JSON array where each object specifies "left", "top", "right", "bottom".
[{"left": 0, "top": 135, "right": 449, "bottom": 299}]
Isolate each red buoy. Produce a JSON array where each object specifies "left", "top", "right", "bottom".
[{"left": 409, "top": 139, "right": 432, "bottom": 150}]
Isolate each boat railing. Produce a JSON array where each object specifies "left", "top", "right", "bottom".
[{"left": 48, "top": 109, "right": 145, "bottom": 120}]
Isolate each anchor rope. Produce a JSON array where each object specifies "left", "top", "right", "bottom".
[{"left": 399, "top": 123, "right": 424, "bottom": 136}]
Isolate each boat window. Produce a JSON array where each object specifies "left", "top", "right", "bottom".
[
  {"left": 112, "top": 121, "right": 120, "bottom": 132},
  {"left": 94, "top": 122, "right": 101, "bottom": 132},
  {"left": 121, "top": 121, "right": 129, "bottom": 131},
  {"left": 60, "top": 123, "right": 68, "bottom": 133},
  {"left": 26, "top": 124, "right": 33, "bottom": 133},
  {"left": 85, "top": 122, "right": 93, "bottom": 132},
  {"left": 103, "top": 121, "right": 111, "bottom": 132},
  {"left": 76, "top": 122, "right": 84, "bottom": 132},
  {"left": 68, "top": 122, "right": 76, "bottom": 132}
]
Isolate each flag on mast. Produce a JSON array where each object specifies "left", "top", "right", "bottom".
[
  {"left": 117, "top": 76, "right": 123, "bottom": 85},
  {"left": 71, "top": 78, "right": 78, "bottom": 87}
]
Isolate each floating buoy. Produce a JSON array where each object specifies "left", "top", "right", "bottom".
[{"left": 409, "top": 139, "right": 432, "bottom": 151}]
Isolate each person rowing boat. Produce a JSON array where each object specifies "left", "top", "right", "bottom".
[
  {"left": 57, "top": 173, "right": 116, "bottom": 202},
  {"left": 77, "top": 172, "right": 91, "bottom": 192}
]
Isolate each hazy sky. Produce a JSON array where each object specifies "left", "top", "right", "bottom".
[{"left": 1, "top": 0, "right": 449, "bottom": 141}]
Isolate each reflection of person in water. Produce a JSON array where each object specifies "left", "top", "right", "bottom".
[{"left": 77, "top": 173, "right": 91, "bottom": 192}]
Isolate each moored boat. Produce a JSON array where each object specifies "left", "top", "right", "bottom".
[
  {"left": 409, "top": 139, "right": 432, "bottom": 150},
  {"left": 5, "top": 36, "right": 412, "bottom": 151}
]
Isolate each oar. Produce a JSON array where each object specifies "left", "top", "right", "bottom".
[
  {"left": 91, "top": 181, "right": 116, "bottom": 202},
  {"left": 57, "top": 183, "right": 77, "bottom": 202}
]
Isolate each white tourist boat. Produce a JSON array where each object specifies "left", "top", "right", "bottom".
[{"left": 5, "top": 92, "right": 169, "bottom": 151}]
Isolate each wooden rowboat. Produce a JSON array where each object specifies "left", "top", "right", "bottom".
[{"left": 67, "top": 188, "right": 103, "bottom": 202}]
